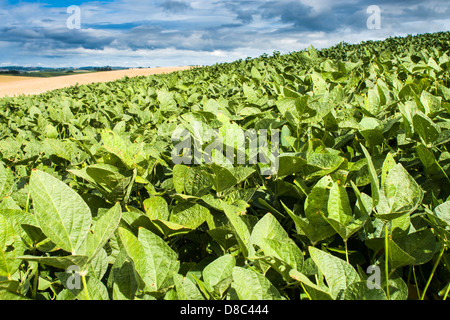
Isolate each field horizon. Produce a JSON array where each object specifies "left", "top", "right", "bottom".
[{"left": 0, "top": 66, "right": 192, "bottom": 98}]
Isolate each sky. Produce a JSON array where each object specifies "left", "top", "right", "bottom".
[{"left": 0, "top": 0, "right": 449, "bottom": 68}]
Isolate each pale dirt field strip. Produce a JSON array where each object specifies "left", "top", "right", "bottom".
[
  {"left": 0, "top": 66, "right": 192, "bottom": 98},
  {"left": 0, "top": 75, "right": 37, "bottom": 83}
]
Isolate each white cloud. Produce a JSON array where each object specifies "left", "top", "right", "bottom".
[{"left": 0, "top": 0, "right": 448, "bottom": 67}]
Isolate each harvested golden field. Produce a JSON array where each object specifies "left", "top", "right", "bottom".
[
  {"left": 0, "top": 75, "right": 36, "bottom": 83},
  {"left": 0, "top": 66, "right": 192, "bottom": 98}
]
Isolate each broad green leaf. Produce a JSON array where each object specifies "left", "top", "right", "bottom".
[
  {"left": 174, "top": 273, "right": 204, "bottom": 300},
  {"left": 202, "top": 254, "right": 235, "bottom": 296},
  {"left": 397, "top": 229, "right": 437, "bottom": 265},
  {"left": 363, "top": 86, "right": 383, "bottom": 116},
  {"left": 16, "top": 255, "right": 88, "bottom": 270},
  {"left": 118, "top": 227, "right": 180, "bottom": 293},
  {"left": 57, "top": 270, "right": 109, "bottom": 300},
  {"left": 381, "top": 152, "right": 396, "bottom": 187},
  {"left": 387, "top": 238, "right": 416, "bottom": 270},
  {"left": 151, "top": 219, "right": 193, "bottom": 238},
  {"left": 0, "top": 280, "right": 19, "bottom": 292},
  {"left": 173, "top": 165, "right": 212, "bottom": 197},
  {"left": 143, "top": 196, "right": 170, "bottom": 221},
  {"left": 100, "top": 130, "right": 145, "bottom": 172},
  {"left": 342, "top": 281, "right": 387, "bottom": 300},
  {"left": 157, "top": 89, "right": 177, "bottom": 111},
  {"left": 0, "top": 214, "right": 15, "bottom": 250},
  {"left": 243, "top": 83, "right": 259, "bottom": 104},
  {"left": 276, "top": 97, "right": 300, "bottom": 126},
  {"left": 389, "top": 213, "right": 411, "bottom": 240},
  {"left": 305, "top": 152, "right": 345, "bottom": 179},
  {"left": 416, "top": 144, "right": 441, "bottom": 176},
  {"left": 0, "top": 163, "right": 14, "bottom": 200},
  {"left": 78, "top": 274, "right": 109, "bottom": 300},
  {"left": 323, "top": 182, "right": 367, "bottom": 241},
  {"left": 360, "top": 144, "right": 380, "bottom": 207},
  {"left": 108, "top": 248, "right": 140, "bottom": 300},
  {"left": 310, "top": 72, "right": 327, "bottom": 95},
  {"left": 222, "top": 201, "right": 251, "bottom": 258},
  {"left": 386, "top": 275, "right": 408, "bottom": 300},
  {"left": 289, "top": 269, "right": 332, "bottom": 300},
  {"left": 420, "top": 91, "right": 442, "bottom": 116},
  {"left": 230, "top": 166, "right": 256, "bottom": 184},
  {"left": 0, "top": 137, "right": 20, "bottom": 160},
  {"left": 380, "top": 163, "right": 424, "bottom": 220},
  {"left": 88, "top": 248, "right": 108, "bottom": 280},
  {"left": 207, "top": 163, "right": 238, "bottom": 195},
  {"left": 350, "top": 181, "right": 373, "bottom": 218},
  {"left": 169, "top": 202, "right": 210, "bottom": 230},
  {"left": 231, "top": 266, "right": 283, "bottom": 300},
  {"left": 30, "top": 170, "right": 92, "bottom": 254},
  {"left": 43, "top": 138, "right": 80, "bottom": 163},
  {"left": 0, "top": 288, "right": 30, "bottom": 300},
  {"left": 248, "top": 213, "right": 291, "bottom": 257},
  {"left": 280, "top": 125, "right": 293, "bottom": 148},
  {"left": 173, "top": 164, "right": 188, "bottom": 194},
  {"left": 359, "top": 117, "right": 384, "bottom": 146},
  {"left": 276, "top": 153, "right": 307, "bottom": 178},
  {"left": 85, "top": 164, "right": 125, "bottom": 192},
  {"left": 251, "top": 66, "right": 262, "bottom": 80},
  {"left": 327, "top": 182, "right": 353, "bottom": 227},
  {"left": 431, "top": 201, "right": 450, "bottom": 226},
  {"left": 260, "top": 238, "right": 304, "bottom": 274},
  {"left": 81, "top": 203, "right": 122, "bottom": 262},
  {"left": 308, "top": 246, "right": 360, "bottom": 299},
  {"left": 304, "top": 175, "right": 334, "bottom": 224},
  {"left": 0, "top": 215, "right": 22, "bottom": 278},
  {"left": 413, "top": 111, "right": 441, "bottom": 146},
  {"left": 282, "top": 201, "right": 335, "bottom": 245}
]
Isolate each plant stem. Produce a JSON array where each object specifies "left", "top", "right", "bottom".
[
  {"left": 300, "top": 283, "right": 312, "bottom": 300},
  {"left": 443, "top": 283, "right": 450, "bottom": 300},
  {"left": 412, "top": 266, "right": 421, "bottom": 299},
  {"left": 32, "top": 267, "right": 38, "bottom": 300},
  {"left": 81, "top": 272, "right": 90, "bottom": 300},
  {"left": 384, "top": 223, "right": 390, "bottom": 300},
  {"left": 344, "top": 240, "right": 349, "bottom": 263},
  {"left": 406, "top": 266, "right": 412, "bottom": 287},
  {"left": 420, "top": 246, "right": 445, "bottom": 300},
  {"left": 25, "top": 187, "right": 31, "bottom": 213}
]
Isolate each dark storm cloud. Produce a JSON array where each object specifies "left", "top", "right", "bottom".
[
  {"left": 0, "top": 25, "right": 115, "bottom": 50},
  {"left": 401, "top": 4, "right": 450, "bottom": 20},
  {"left": 257, "top": 1, "right": 370, "bottom": 33},
  {"left": 160, "top": 0, "right": 192, "bottom": 13},
  {"left": 220, "top": 0, "right": 258, "bottom": 24}
]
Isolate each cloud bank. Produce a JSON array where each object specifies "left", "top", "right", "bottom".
[{"left": 0, "top": 0, "right": 448, "bottom": 67}]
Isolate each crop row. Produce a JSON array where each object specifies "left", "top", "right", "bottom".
[{"left": 0, "top": 32, "right": 448, "bottom": 300}]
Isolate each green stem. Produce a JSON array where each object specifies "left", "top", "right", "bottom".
[
  {"left": 81, "top": 272, "right": 90, "bottom": 300},
  {"left": 25, "top": 187, "right": 31, "bottom": 213},
  {"left": 412, "top": 266, "right": 421, "bottom": 299},
  {"left": 384, "top": 223, "right": 390, "bottom": 300},
  {"left": 436, "top": 160, "right": 450, "bottom": 183},
  {"left": 420, "top": 246, "right": 445, "bottom": 300},
  {"left": 344, "top": 240, "right": 349, "bottom": 264},
  {"left": 443, "top": 283, "right": 450, "bottom": 300},
  {"left": 406, "top": 266, "right": 412, "bottom": 287},
  {"left": 32, "top": 267, "right": 38, "bottom": 300},
  {"left": 300, "top": 283, "right": 312, "bottom": 300}
]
